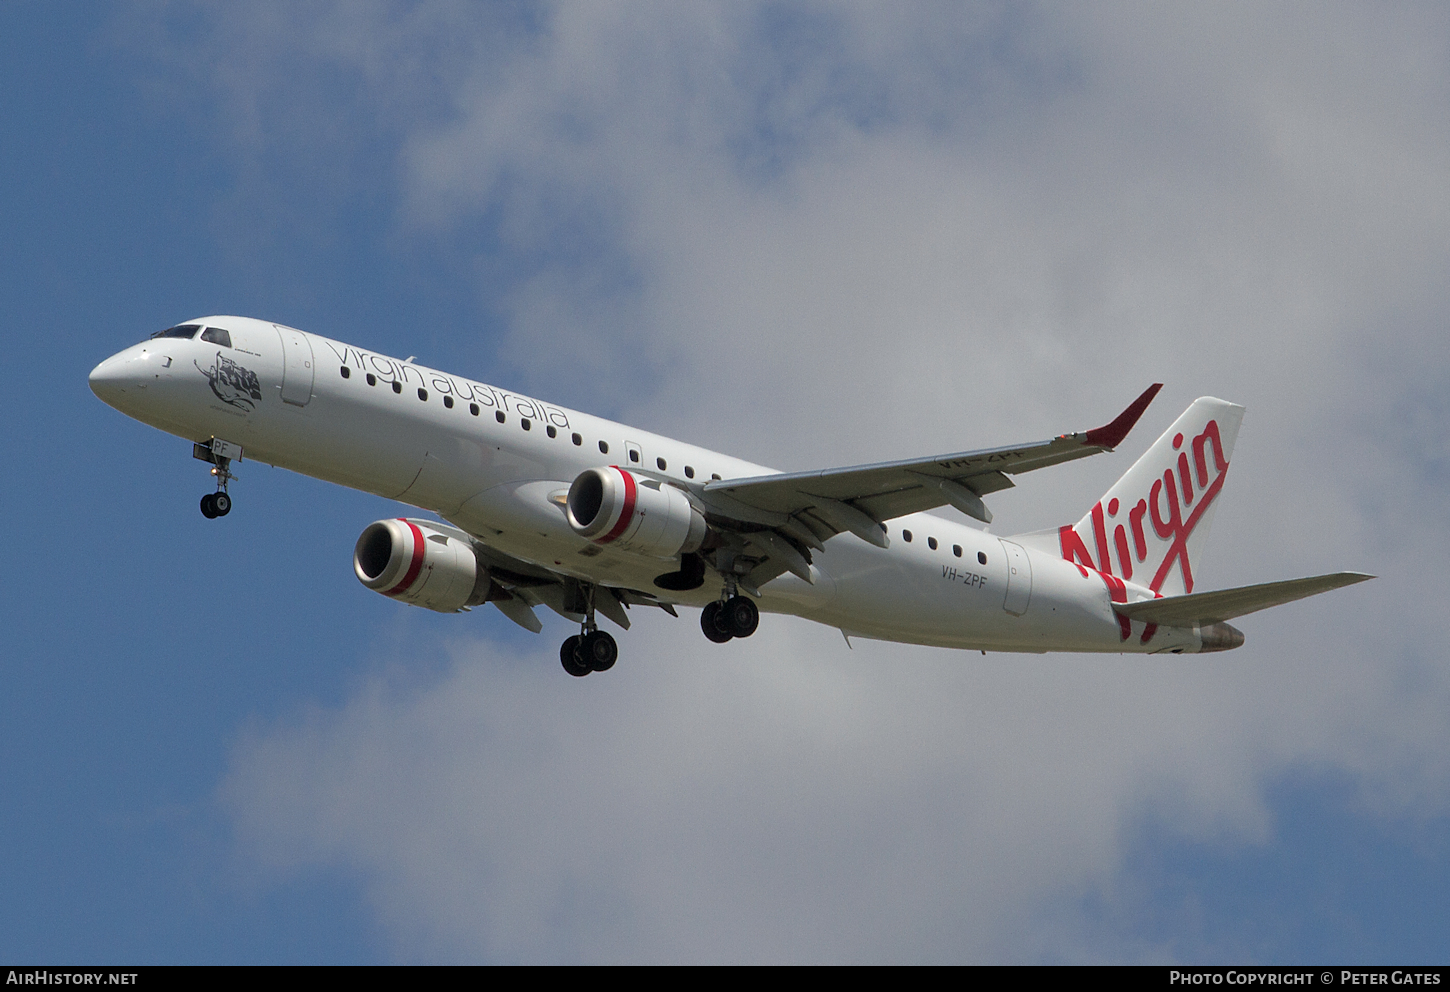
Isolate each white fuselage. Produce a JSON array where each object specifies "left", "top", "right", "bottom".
[{"left": 89, "top": 316, "right": 1203, "bottom": 654}]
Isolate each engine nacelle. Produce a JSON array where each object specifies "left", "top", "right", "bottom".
[
  {"left": 353, "top": 518, "right": 488, "bottom": 613},
  {"left": 566, "top": 466, "right": 707, "bottom": 559}
]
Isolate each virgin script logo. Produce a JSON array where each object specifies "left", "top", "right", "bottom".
[
  {"left": 196, "top": 352, "right": 263, "bottom": 411},
  {"left": 1059, "top": 419, "right": 1230, "bottom": 640}
]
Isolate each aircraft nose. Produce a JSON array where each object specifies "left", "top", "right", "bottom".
[
  {"left": 89, "top": 346, "right": 161, "bottom": 406},
  {"left": 88, "top": 354, "right": 130, "bottom": 404}
]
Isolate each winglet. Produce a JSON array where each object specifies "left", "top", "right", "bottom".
[{"left": 1082, "top": 383, "right": 1163, "bottom": 450}]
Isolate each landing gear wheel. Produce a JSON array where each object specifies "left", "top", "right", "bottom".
[
  {"left": 212, "top": 492, "right": 231, "bottom": 516},
  {"left": 560, "top": 635, "right": 591, "bottom": 677},
  {"left": 701, "top": 600, "right": 734, "bottom": 643},
  {"left": 722, "top": 595, "right": 759, "bottom": 638},
  {"left": 581, "top": 630, "right": 618, "bottom": 672},
  {"left": 200, "top": 493, "right": 218, "bottom": 519}
]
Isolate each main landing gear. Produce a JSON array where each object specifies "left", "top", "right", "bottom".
[
  {"left": 560, "top": 630, "right": 618, "bottom": 677},
  {"left": 701, "top": 594, "right": 759, "bottom": 643},
  {"left": 194, "top": 438, "right": 242, "bottom": 519},
  {"left": 559, "top": 584, "right": 619, "bottom": 677}
]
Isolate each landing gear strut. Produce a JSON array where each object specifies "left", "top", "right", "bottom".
[
  {"left": 559, "top": 584, "right": 619, "bottom": 677},
  {"left": 194, "top": 438, "right": 241, "bottom": 519}
]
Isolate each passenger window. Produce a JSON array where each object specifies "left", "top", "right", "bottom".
[
  {"left": 953, "top": 545, "right": 962, "bottom": 557},
  {"left": 547, "top": 425, "right": 557, "bottom": 438},
  {"left": 199, "top": 327, "right": 231, "bottom": 348},
  {"left": 418, "top": 388, "right": 428, "bottom": 401},
  {"left": 685, "top": 466, "right": 695, "bottom": 479},
  {"left": 978, "top": 552, "right": 987, "bottom": 565},
  {"left": 656, "top": 457, "right": 667, "bottom": 470},
  {"left": 711, "top": 473, "right": 721, "bottom": 481},
  {"left": 495, "top": 411, "right": 506, "bottom": 424},
  {"left": 628, "top": 449, "right": 640, "bottom": 463},
  {"left": 521, "top": 418, "right": 531, "bottom": 431},
  {"left": 599, "top": 441, "right": 609, "bottom": 454},
  {"left": 469, "top": 404, "right": 479, "bottom": 416},
  {"left": 443, "top": 396, "right": 454, "bottom": 409},
  {"left": 339, "top": 366, "right": 350, "bottom": 379},
  {"left": 903, "top": 530, "right": 913, "bottom": 542},
  {"left": 572, "top": 433, "right": 582, "bottom": 446},
  {"left": 366, "top": 373, "right": 376, "bottom": 386},
  {"left": 928, "top": 537, "right": 938, "bottom": 550},
  {"left": 392, "top": 382, "right": 402, "bottom": 394}
]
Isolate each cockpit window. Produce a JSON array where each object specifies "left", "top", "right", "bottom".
[
  {"left": 199, "top": 327, "right": 232, "bottom": 348},
  {"left": 151, "top": 324, "right": 200, "bottom": 340}
]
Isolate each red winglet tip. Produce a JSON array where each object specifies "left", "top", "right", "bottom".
[{"left": 1082, "top": 383, "right": 1163, "bottom": 450}]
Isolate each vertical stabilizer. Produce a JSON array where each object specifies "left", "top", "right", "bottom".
[{"left": 1057, "top": 398, "right": 1244, "bottom": 596}]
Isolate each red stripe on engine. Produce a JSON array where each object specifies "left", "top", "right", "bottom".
[
  {"left": 597, "top": 467, "right": 636, "bottom": 545},
  {"left": 385, "top": 519, "right": 427, "bottom": 596}
]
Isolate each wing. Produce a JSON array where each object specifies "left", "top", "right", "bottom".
[
  {"left": 1112, "top": 572, "right": 1374, "bottom": 627},
  {"left": 699, "top": 384, "right": 1162, "bottom": 544}
]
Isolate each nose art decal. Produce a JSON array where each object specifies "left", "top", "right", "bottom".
[{"left": 195, "top": 351, "right": 263, "bottom": 411}]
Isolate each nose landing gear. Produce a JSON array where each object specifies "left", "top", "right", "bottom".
[
  {"left": 200, "top": 491, "right": 232, "bottom": 519},
  {"left": 193, "top": 438, "right": 242, "bottom": 519}
]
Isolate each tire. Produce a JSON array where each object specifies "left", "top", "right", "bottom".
[
  {"left": 212, "top": 492, "right": 232, "bottom": 516},
  {"left": 582, "top": 630, "right": 618, "bottom": 672},
  {"left": 723, "top": 596, "right": 759, "bottom": 638},
  {"left": 701, "top": 600, "right": 734, "bottom": 643},
  {"left": 200, "top": 493, "right": 218, "bottom": 519},
  {"left": 560, "top": 635, "right": 590, "bottom": 677}
]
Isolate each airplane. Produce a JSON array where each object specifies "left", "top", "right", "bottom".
[{"left": 89, "top": 316, "right": 1372, "bottom": 676}]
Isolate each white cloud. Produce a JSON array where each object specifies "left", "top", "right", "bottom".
[
  {"left": 217, "top": 623, "right": 1266, "bottom": 962},
  {"left": 193, "top": 1, "right": 1450, "bottom": 961}
]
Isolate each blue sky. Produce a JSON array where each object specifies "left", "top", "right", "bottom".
[{"left": 1, "top": 2, "right": 1447, "bottom": 963}]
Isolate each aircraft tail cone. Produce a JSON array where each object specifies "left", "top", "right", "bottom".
[{"left": 1199, "top": 621, "right": 1245, "bottom": 653}]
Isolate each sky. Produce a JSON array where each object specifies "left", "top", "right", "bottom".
[{"left": 1, "top": 0, "right": 1447, "bottom": 964}]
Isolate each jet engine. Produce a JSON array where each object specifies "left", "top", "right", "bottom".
[
  {"left": 353, "top": 518, "right": 490, "bottom": 613},
  {"left": 566, "top": 466, "right": 707, "bottom": 559}
]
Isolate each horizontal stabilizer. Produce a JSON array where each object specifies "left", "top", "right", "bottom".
[{"left": 1114, "top": 572, "right": 1374, "bottom": 627}]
